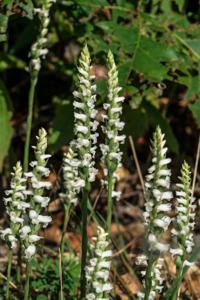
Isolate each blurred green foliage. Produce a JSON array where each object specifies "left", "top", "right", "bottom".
[
  {"left": 32, "top": 254, "right": 80, "bottom": 300},
  {"left": 0, "top": 0, "right": 200, "bottom": 171}
]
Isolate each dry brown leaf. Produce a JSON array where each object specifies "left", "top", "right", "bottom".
[
  {"left": 179, "top": 99, "right": 190, "bottom": 107},
  {"left": 42, "top": 225, "right": 62, "bottom": 244},
  {"left": 87, "top": 223, "right": 98, "bottom": 238},
  {"left": 116, "top": 167, "right": 132, "bottom": 181},
  {"left": 120, "top": 273, "right": 142, "bottom": 294},
  {"left": 66, "top": 232, "right": 82, "bottom": 254},
  {"left": 91, "top": 64, "right": 107, "bottom": 79},
  {"left": 48, "top": 172, "right": 58, "bottom": 185},
  {"left": 164, "top": 254, "right": 176, "bottom": 276},
  {"left": 185, "top": 265, "right": 200, "bottom": 299},
  {"left": 51, "top": 211, "right": 64, "bottom": 226},
  {"left": 111, "top": 223, "right": 127, "bottom": 235},
  {"left": 48, "top": 199, "right": 62, "bottom": 212}
]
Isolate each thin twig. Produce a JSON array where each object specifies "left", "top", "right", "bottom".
[
  {"left": 113, "top": 240, "right": 134, "bottom": 257},
  {"left": 129, "top": 135, "right": 145, "bottom": 193},
  {"left": 192, "top": 134, "right": 200, "bottom": 196},
  {"left": 0, "top": 271, "right": 17, "bottom": 289}
]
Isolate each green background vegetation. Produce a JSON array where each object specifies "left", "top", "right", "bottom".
[{"left": 0, "top": 0, "right": 200, "bottom": 173}]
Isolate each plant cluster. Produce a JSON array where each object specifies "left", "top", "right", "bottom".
[
  {"left": 0, "top": 42, "right": 199, "bottom": 300},
  {"left": 0, "top": 0, "right": 200, "bottom": 171},
  {"left": 136, "top": 127, "right": 196, "bottom": 300},
  {"left": 0, "top": 1, "right": 200, "bottom": 299}
]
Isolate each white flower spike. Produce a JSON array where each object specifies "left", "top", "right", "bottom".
[
  {"left": 86, "top": 226, "right": 112, "bottom": 300},
  {"left": 29, "top": 0, "right": 56, "bottom": 72},
  {"left": 1, "top": 162, "right": 26, "bottom": 250}
]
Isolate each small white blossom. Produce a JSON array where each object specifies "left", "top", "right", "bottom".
[
  {"left": 1, "top": 162, "right": 26, "bottom": 250},
  {"left": 29, "top": 0, "right": 55, "bottom": 72},
  {"left": 86, "top": 227, "right": 112, "bottom": 299},
  {"left": 21, "top": 128, "right": 52, "bottom": 260},
  {"left": 100, "top": 51, "right": 125, "bottom": 208},
  {"left": 72, "top": 45, "right": 99, "bottom": 186},
  {"left": 139, "top": 128, "right": 173, "bottom": 300},
  {"left": 25, "top": 245, "right": 36, "bottom": 260}
]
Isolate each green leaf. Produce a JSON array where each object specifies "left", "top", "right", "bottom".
[
  {"left": 132, "top": 37, "right": 176, "bottom": 81},
  {"left": 118, "top": 59, "right": 133, "bottom": 85},
  {"left": 123, "top": 104, "right": 149, "bottom": 137},
  {"left": 12, "top": 21, "right": 37, "bottom": 54},
  {"left": 189, "top": 100, "right": 200, "bottom": 128},
  {"left": 113, "top": 26, "right": 138, "bottom": 52},
  {"left": 178, "top": 75, "right": 200, "bottom": 98},
  {"left": 0, "top": 53, "right": 26, "bottom": 71},
  {"left": 0, "top": 13, "right": 8, "bottom": 42},
  {"left": 36, "top": 296, "right": 48, "bottom": 300},
  {"left": 144, "top": 101, "right": 179, "bottom": 153},
  {"left": 184, "top": 39, "right": 200, "bottom": 58},
  {"left": 18, "top": 1, "right": 34, "bottom": 19},
  {"left": 48, "top": 98, "right": 74, "bottom": 152},
  {"left": 76, "top": 0, "right": 108, "bottom": 6},
  {"left": 174, "top": 0, "right": 185, "bottom": 12},
  {"left": 0, "top": 79, "right": 13, "bottom": 172},
  {"left": 2, "top": 0, "right": 14, "bottom": 5}
]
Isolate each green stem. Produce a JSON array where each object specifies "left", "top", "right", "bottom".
[
  {"left": 24, "top": 261, "right": 32, "bottom": 300},
  {"left": 80, "top": 187, "right": 89, "bottom": 299},
  {"left": 6, "top": 249, "right": 12, "bottom": 300},
  {"left": 16, "top": 242, "right": 22, "bottom": 285},
  {"left": 171, "top": 262, "right": 185, "bottom": 300},
  {"left": 23, "top": 73, "right": 38, "bottom": 172},
  {"left": 107, "top": 172, "right": 114, "bottom": 234},
  {"left": 144, "top": 254, "right": 155, "bottom": 300},
  {"left": 60, "top": 204, "right": 70, "bottom": 259}
]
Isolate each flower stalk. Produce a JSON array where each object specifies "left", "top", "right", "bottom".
[
  {"left": 72, "top": 45, "right": 98, "bottom": 298},
  {"left": 5, "top": 249, "right": 12, "bottom": 300},
  {"left": 86, "top": 226, "right": 112, "bottom": 300},
  {"left": 23, "top": 0, "right": 55, "bottom": 172},
  {"left": 24, "top": 261, "right": 31, "bottom": 300},
  {"left": 100, "top": 51, "right": 125, "bottom": 234},
  {"left": 170, "top": 161, "right": 195, "bottom": 300},
  {"left": 60, "top": 146, "right": 82, "bottom": 259},
  {"left": 22, "top": 128, "right": 52, "bottom": 300},
  {"left": 137, "top": 127, "right": 173, "bottom": 300},
  {"left": 1, "top": 161, "right": 27, "bottom": 298}
]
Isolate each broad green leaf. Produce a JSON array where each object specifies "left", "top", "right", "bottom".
[
  {"left": 76, "top": 0, "right": 108, "bottom": 6},
  {"left": 0, "top": 53, "right": 26, "bottom": 71},
  {"left": 12, "top": 22, "right": 37, "bottom": 54},
  {"left": 144, "top": 101, "right": 179, "bottom": 153},
  {"left": 174, "top": 0, "right": 185, "bottom": 12},
  {"left": 175, "top": 34, "right": 200, "bottom": 60},
  {"left": 189, "top": 100, "right": 200, "bottom": 128},
  {"left": 19, "top": 1, "right": 34, "bottom": 20},
  {"left": 48, "top": 98, "right": 74, "bottom": 152},
  {"left": 2, "top": 0, "right": 14, "bottom": 5},
  {"left": 132, "top": 37, "right": 176, "bottom": 81},
  {"left": 132, "top": 48, "right": 168, "bottom": 81},
  {"left": 113, "top": 26, "right": 138, "bottom": 52},
  {"left": 178, "top": 75, "right": 200, "bottom": 98},
  {"left": 0, "top": 13, "right": 8, "bottom": 42},
  {"left": 0, "top": 80, "right": 13, "bottom": 172},
  {"left": 185, "top": 39, "right": 200, "bottom": 58},
  {"left": 96, "top": 79, "right": 107, "bottom": 100},
  {"left": 118, "top": 59, "right": 133, "bottom": 85},
  {"left": 36, "top": 296, "right": 48, "bottom": 300},
  {"left": 123, "top": 104, "right": 149, "bottom": 137}
]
